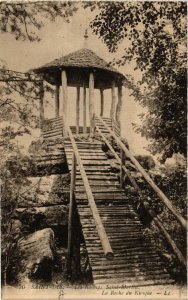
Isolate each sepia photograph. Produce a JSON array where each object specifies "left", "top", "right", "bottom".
[{"left": 0, "top": 1, "right": 187, "bottom": 299}]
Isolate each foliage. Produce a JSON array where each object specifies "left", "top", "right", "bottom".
[
  {"left": 0, "top": 141, "right": 35, "bottom": 284},
  {"left": 84, "top": 1, "right": 187, "bottom": 162},
  {"left": 0, "top": 1, "right": 78, "bottom": 41}
]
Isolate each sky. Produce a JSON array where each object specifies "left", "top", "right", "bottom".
[{"left": 0, "top": 2, "right": 149, "bottom": 155}]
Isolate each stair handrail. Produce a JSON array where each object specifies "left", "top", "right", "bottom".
[
  {"left": 62, "top": 115, "right": 114, "bottom": 260},
  {"left": 95, "top": 123, "right": 186, "bottom": 267},
  {"left": 96, "top": 115, "right": 186, "bottom": 231}
]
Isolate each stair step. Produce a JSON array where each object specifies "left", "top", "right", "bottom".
[
  {"left": 76, "top": 187, "right": 123, "bottom": 192},
  {"left": 53, "top": 122, "right": 174, "bottom": 286},
  {"left": 94, "top": 277, "right": 174, "bottom": 286},
  {"left": 76, "top": 192, "right": 127, "bottom": 199},
  {"left": 91, "top": 263, "right": 167, "bottom": 272},
  {"left": 65, "top": 149, "right": 104, "bottom": 154},
  {"left": 93, "top": 273, "right": 171, "bottom": 281},
  {"left": 66, "top": 154, "right": 106, "bottom": 160}
]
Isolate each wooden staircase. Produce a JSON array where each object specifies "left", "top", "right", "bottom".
[
  {"left": 38, "top": 116, "right": 186, "bottom": 286},
  {"left": 64, "top": 138, "right": 174, "bottom": 286}
]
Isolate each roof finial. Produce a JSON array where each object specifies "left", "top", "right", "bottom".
[{"left": 84, "top": 28, "right": 89, "bottom": 48}]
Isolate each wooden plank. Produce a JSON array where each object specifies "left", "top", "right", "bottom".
[
  {"left": 43, "top": 132, "right": 63, "bottom": 138},
  {"left": 78, "top": 208, "right": 135, "bottom": 213},
  {"left": 90, "top": 252, "right": 160, "bottom": 261},
  {"left": 76, "top": 175, "right": 118, "bottom": 181},
  {"left": 88, "top": 250, "right": 160, "bottom": 258},
  {"left": 83, "top": 86, "right": 87, "bottom": 134},
  {"left": 79, "top": 161, "right": 111, "bottom": 166},
  {"left": 91, "top": 262, "right": 167, "bottom": 272},
  {"left": 39, "top": 83, "right": 44, "bottom": 128},
  {"left": 85, "top": 245, "right": 156, "bottom": 253},
  {"left": 110, "top": 81, "right": 116, "bottom": 120},
  {"left": 116, "top": 85, "right": 122, "bottom": 126},
  {"left": 120, "top": 148, "right": 125, "bottom": 187},
  {"left": 64, "top": 143, "right": 102, "bottom": 148},
  {"left": 75, "top": 186, "right": 123, "bottom": 192},
  {"left": 55, "top": 85, "right": 60, "bottom": 117},
  {"left": 93, "top": 273, "right": 171, "bottom": 281},
  {"left": 82, "top": 225, "right": 143, "bottom": 231},
  {"left": 87, "top": 240, "right": 152, "bottom": 248},
  {"left": 75, "top": 181, "right": 120, "bottom": 186},
  {"left": 76, "top": 87, "right": 80, "bottom": 134},
  {"left": 70, "top": 157, "right": 107, "bottom": 162},
  {"left": 43, "top": 125, "right": 63, "bottom": 131},
  {"left": 61, "top": 70, "right": 68, "bottom": 136},
  {"left": 100, "top": 89, "right": 104, "bottom": 117},
  {"left": 89, "top": 72, "right": 95, "bottom": 135},
  {"left": 65, "top": 147, "right": 102, "bottom": 151},
  {"left": 84, "top": 236, "right": 152, "bottom": 243},
  {"left": 77, "top": 193, "right": 127, "bottom": 200},
  {"left": 94, "top": 277, "right": 174, "bottom": 286},
  {"left": 69, "top": 166, "right": 112, "bottom": 172}
]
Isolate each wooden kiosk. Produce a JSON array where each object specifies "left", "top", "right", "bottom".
[{"left": 32, "top": 48, "right": 125, "bottom": 134}]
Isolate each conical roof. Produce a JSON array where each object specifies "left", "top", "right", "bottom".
[{"left": 32, "top": 48, "right": 125, "bottom": 88}]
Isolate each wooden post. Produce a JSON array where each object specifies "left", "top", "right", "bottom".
[
  {"left": 67, "top": 153, "right": 76, "bottom": 275},
  {"left": 39, "top": 82, "right": 44, "bottom": 129},
  {"left": 89, "top": 72, "right": 95, "bottom": 136},
  {"left": 100, "top": 89, "right": 104, "bottom": 117},
  {"left": 76, "top": 87, "right": 80, "bottom": 134},
  {"left": 61, "top": 70, "right": 68, "bottom": 136},
  {"left": 110, "top": 81, "right": 116, "bottom": 121},
  {"left": 55, "top": 85, "right": 60, "bottom": 117},
  {"left": 116, "top": 85, "right": 123, "bottom": 128},
  {"left": 83, "top": 86, "right": 87, "bottom": 134},
  {"left": 120, "top": 149, "right": 125, "bottom": 188}
]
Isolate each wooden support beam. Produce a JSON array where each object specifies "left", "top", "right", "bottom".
[
  {"left": 83, "top": 86, "right": 87, "bottom": 134},
  {"left": 120, "top": 149, "right": 125, "bottom": 188},
  {"left": 67, "top": 153, "right": 76, "bottom": 275},
  {"left": 110, "top": 81, "right": 116, "bottom": 121},
  {"left": 76, "top": 87, "right": 80, "bottom": 134},
  {"left": 116, "top": 85, "right": 123, "bottom": 127},
  {"left": 95, "top": 123, "right": 187, "bottom": 268},
  {"left": 55, "top": 85, "right": 60, "bottom": 117},
  {"left": 39, "top": 82, "right": 44, "bottom": 128},
  {"left": 100, "top": 89, "right": 104, "bottom": 117},
  {"left": 64, "top": 121, "right": 113, "bottom": 259},
  {"left": 97, "top": 116, "right": 187, "bottom": 231},
  {"left": 89, "top": 72, "right": 95, "bottom": 135},
  {"left": 61, "top": 70, "right": 68, "bottom": 136}
]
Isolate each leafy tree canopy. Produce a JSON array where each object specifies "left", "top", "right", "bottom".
[
  {"left": 0, "top": 1, "right": 78, "bottom": 41},
  {"left": 84, "top": 1, "right": 187, "bottom": 162}
]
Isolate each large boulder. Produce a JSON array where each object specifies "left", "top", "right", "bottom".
[
  {"left": 14, "top": 205, "right": 68, "bottom": 233},
  {"left": 18, "top": 174, "right": 70, "bottom": 208},
  {"left": 17, "top": 228, "right": 55, "bottom": 284}
]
